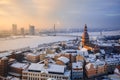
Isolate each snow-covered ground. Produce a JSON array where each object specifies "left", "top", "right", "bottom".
[{"left": 0, "top": 36, "right": 75, "bottom": 51}]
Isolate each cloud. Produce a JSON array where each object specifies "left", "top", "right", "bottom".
[{"left": 0, "top": 0, "right": 120, "bottom": 30}]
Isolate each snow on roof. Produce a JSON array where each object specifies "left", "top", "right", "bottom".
[
  {"left": 114, "top": 68, "right": 120, "bottom": 75},
  {"left": 79, "top": 48, "right": 88, "bottom": 56},
  {"left": 86, "top": 63, "right": 91, "bottom": 70},
  {"left": 100, "top": 43, "right": 112, "bottom": 46},
  {"left": 28, "top": 63, "right": 65, "bottom": 74},
  {"left": 27, "top": 52, "right": 40, "bottom": 56},
  {"left": 66, "top": 43, "right": 74, "bottom": 46},
  {"left": 63, "top": 49, "right": 77, "bottom": 53},
  {"left": 47, "top": 78, "right": 56, "bottom": 80},
  {"left": 57, "top": 56, "right": 69, "bottom": 64},
  {"left": 95, "top": 59, "right": 105, "bottom": 66},
  {"left": 11, "top": 62, "right": 28, "bottom": 69},
  {"left": 113, "top": 54, "right": 120, "bottom": 58},
  {"left": 108, "top": 74, "right": 120, "bottom": 80},
  {"left": 80, "top": 48, "right": 87, "bottom": 51},
  {"left": 86, "top": 63, "right": 96, "bottom": 70},
  {"left": 85, "top": 58, "right": 89, "bottom": 63},
  {"left": 72, "top": 62, "right": 83, "bottom": 69},
  {"left": 66, "top": 52, "right": 77, "bottom": 56},
  {"left": 64, "top": 70, "right": 71, "bottom": 77},
  {"left": 105, "top": 58, "right": 119, "bottom": 64},
  {"left": 15, "top": 51, "right": 22, "bottom": 54},
  {"left": 95, "top": 53, "right": 101, "bottom": 56},
  {"left": 46, "top": 54, "right": 55, "bottom": 58},
  {"left": 89, "top": 54, "right": 96, "bottom": 58},
  {"left": 1, "top": 56, "right": 8, "bottom": 60},
  {"left": 0, "top": 52, "right": 12, "bottom": 58},
  {"left": 10, "top": 77, "right": 20, "bottom": 80},
  {"left": 85, "top": 63, "right": 92, "bottom": 69},
  {"left": 51, "top": 45, "right": 59, "bottom": 49},
  {"left": 86, "top": 58, "right": 96, "bottom": 63},
  {"left": 100, "top": 49, "right": 105, "bottom": 54}
]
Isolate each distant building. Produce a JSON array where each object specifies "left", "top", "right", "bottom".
[
  {"left": 54, "top": 24, "right": 56, "bottom": 36},
  {"left": 21, "top": 28, "right": 25, "bottom": 35},
  {"left": 12, "top": 24, "right": 17, "bottom": 35},
  {"left": 29, "top": 25, "right": 35, "bottom": 35}
]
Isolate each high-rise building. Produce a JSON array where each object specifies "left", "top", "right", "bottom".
[
  {"left": 54, "top": 24, "right": 56, "bottom": 36},
  {"left": 21, "top": 28, "right": 25, "bottom": 35},
  {"left": 12, "top": 24, "right": 17, "bottom": 35},
  {"left": 29, "top": 25, "right": 35, "bottom": 35}
]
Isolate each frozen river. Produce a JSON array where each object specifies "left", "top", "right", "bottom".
[
  {"left": 0, "top": 35, "right": 75, "bottom": 51},
  {"left": 0, "top": 30, "right": 119, "bottom": 51}
]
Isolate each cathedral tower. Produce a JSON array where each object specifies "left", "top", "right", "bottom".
[{"left": 82, "top": 24, "right": 89, "bottom": 46}]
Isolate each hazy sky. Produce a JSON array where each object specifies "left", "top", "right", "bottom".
[{"left": 0, "top": 0, "right": 120, "bottom": 30}]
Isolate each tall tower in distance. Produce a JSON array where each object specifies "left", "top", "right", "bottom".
[
  {"left": 81, "top": 24, "right": 89, "bottom": 46},
  {"left": 29, "top": 25, "right": 35, "bottom": 35},
  {"left": 21, "top": 28, "right": 25, "bottom": 36},
  {"left": 12, "top": 24, "right": 17, "bottom": 35},
  {"left": 54, "top": 24, "right": 56, "bottom": 36}
]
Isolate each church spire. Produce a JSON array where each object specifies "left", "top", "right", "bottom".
[
  {"left": 84, "top": 24, "right": 87, "bottom": 32},
  {"left": 82, "top": 24, "right": 89, "bottom": 46}
]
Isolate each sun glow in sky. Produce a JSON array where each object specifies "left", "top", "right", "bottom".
[{"left": 0, "top": 0, "right": 120, "bottom": 30}]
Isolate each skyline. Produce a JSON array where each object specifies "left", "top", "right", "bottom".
[{"left": 0, "top": 0, "right": 120, "bottom": 30}]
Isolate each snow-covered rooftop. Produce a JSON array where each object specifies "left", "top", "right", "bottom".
[
  {"left": 10, "top": 62, "right": 29, "bottom": 69},
  {"left": 86, "top": 63, "right": 96, "bottom": 70},
  {"left": 100, "top": 49, "right": 105, "bottom": 54},
  {"left": 105, "top": 58, "right": 119, "bottom": 64},
  {"left": 27, "top": 52, "right": 40, "bottom": 56},
  {"left": 95, "top": 59, "right": 105, "bottom": 66},
  {"left": 28, "top": 63, "right": 65, "bottom": 74},
  {"left": 57, "top": 56, "right": 69, "bottom": 64},
  {"left": 47, "top": 78, "right": 56, "bottom": 80},
  {"left": 85, "top": 58, "right": 96, "bottom": 63},
  {"left": 0, "top": 51, "right": 12, "bottom": 58},
  {"left": 98, "top": 43, "right": 113, "bottom": 46},
  {"left": 114, "top": 68, "right": 120, "bottom": 75},
  {"left": 10, "top": 77, "right": 20, "bottom": 80},
  {"left": 46, "top": 54, "right": 56, "bottom": 58},
  {"left": 80, "top": 48, "right": 87, "bottom": 52},
  {"left": 78, "top": 48, "right": 89, "bottom": 56},
  {"left": 72, "top": 62, "right": 83, "bottom": 69},
  {"left": 89, "top": 54, "right": 96, "bottom": 58}
]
